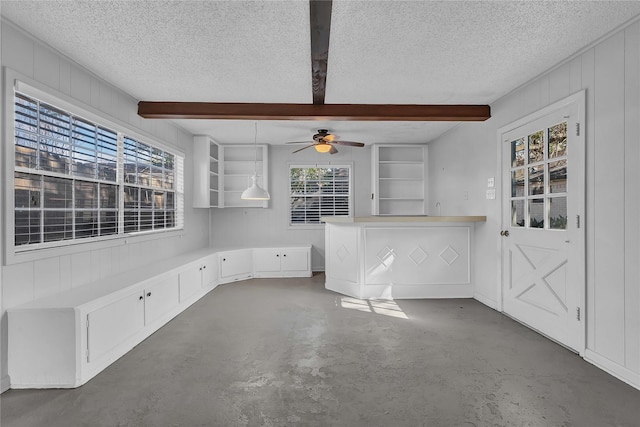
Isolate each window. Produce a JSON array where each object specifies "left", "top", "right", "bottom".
[
  {"left": 13, "top": 91, "right": 184, "bottom": 250},
  {"left": 509, "top": 121, "right": 568, "bottom": 230},
  {"left": 289, "top": 165, "right": 352, "bottom": 225}
]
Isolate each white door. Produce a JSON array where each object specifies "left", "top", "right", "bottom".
[{"left": 500, "top": 92, "right": 585, "bottom": 353}]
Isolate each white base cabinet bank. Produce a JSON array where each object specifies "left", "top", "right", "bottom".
[{"left": 8, "top": 246, "right": 311, "bottom": 389}]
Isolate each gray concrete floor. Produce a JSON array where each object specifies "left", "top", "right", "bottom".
[{"left": 1, "top": 273, "right": 639, "bottom": 427}]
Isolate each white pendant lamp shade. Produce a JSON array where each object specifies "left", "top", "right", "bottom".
[
  {"left": 241, "top": 172, "right": 270, "bottom": 200},
  {"left": 241, "top": 122, "right": 270, "bottom": 201}
]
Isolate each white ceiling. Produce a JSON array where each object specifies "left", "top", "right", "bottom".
[{"left": 2, "top": 1, "right": 640, "bottom": 145}]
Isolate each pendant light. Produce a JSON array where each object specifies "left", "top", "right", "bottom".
[{"left": 241, "top": 122, "right": 270, "bottom": 201}]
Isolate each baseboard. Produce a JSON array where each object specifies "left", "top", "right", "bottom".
[
  {"left": 1, "top": 375, "right": 11, "bottom": 393},
  {"left": 473, "top": 292, "right": 499, "bottom": 310},
  {"left": 584, "top": 349, "right": 640, "bottom": 391}
]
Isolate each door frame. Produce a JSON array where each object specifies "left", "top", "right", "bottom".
[{"left": 496, "top": 90, "right": 586, "bottom": 355}]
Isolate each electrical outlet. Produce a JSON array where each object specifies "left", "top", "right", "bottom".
[
  {"left": 487, "top": 177, "right": 495, "bottom": 188},
  {"left": 486, "top": 189, "right": 496, "bottom": 199}
]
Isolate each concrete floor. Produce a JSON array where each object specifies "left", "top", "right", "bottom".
[{"left": 1, "top": 274, "right": 639, "bottom": 427}]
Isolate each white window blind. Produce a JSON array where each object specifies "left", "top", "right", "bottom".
[
  {"left": 13, "top": 90, "right": 184, "bottom": 250},
  {"left": 289, "top": 165, "right": 352, "bottom": 225}
]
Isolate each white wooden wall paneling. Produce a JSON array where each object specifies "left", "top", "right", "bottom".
[
  {"left": 593, "top": 32, "right": 626, "bottom": 365},
  {"left": 624, "top": 22, "right": 640, "bottom": 374},
  {"left": 0, "top": 20, "right": 210, "bottom": 391}
]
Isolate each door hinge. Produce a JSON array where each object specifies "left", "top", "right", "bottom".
[
  {"left": 576, "top": 123, "right": 580, "bottom": 136},
  {"left": 576, "top": 215, "right": 581, "bottom": 229},
  {"left": 576, "top": 307, "right": 581, "bottom": 321}
]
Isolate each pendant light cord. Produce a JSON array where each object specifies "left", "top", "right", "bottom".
[{"left": 253, "top": 122, "right": 258, "bottom": 174}]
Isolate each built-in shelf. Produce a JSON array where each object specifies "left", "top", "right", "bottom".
[
  {"left": 372, "top": 144, "right": 428, "bottom": 216},
  {"left": 193, "top": 139, "right": 268, "bottom": 209},
  {"left": 194, "top": 136, "right": 220, "bottom": 208},
  {"left": 219, "top": 145, "right": 268, "bottom": 209}
]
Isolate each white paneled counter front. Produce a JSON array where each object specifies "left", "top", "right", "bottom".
[{"left": 323, "top": 216, "right": 486, "bottom": 299}]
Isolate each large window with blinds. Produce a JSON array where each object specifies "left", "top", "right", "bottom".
[
  {"left": 289, "top": 165, "right": 352, "bottom": 225},
  {"left": 13, "top": 91, "right": 183, "bottom": 249}
]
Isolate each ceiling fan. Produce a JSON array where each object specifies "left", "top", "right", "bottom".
[{"left": 287, "top": 129, "right": 365, "bottom": 154}]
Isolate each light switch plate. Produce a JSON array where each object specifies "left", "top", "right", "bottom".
[
  {"left": 487, "top": 177, "right": 495, "bottom": 188},
  {"left": 486, "top": 189, "right": 496, "bottom": 199}
]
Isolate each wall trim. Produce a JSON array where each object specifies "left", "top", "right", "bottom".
[
  {"left": 473, "top": 292, "right": 498, "bottom": 310},
  {"left": 1, "top": 375, "right": 10, "bottom": 393},
  {"left": 585, "top": 349, "right": 640, "bottom": 391}
]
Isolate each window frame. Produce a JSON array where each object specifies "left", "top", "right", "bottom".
[
  {"left": 3, "top": 70, "right": 185, "bottom": 265},
  {"left": 288, "top": 163, "right": 353, "bottom": 229}
]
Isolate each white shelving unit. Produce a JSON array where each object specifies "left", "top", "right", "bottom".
[
  {"left": 220, "top": 144, "right": 269, "bottom": 208},
  {"left": 371, "top": 144, "right": 428, "bottom": 215},
  {"left": 193, "top": 136, "right": 220, "bottom": 208}
]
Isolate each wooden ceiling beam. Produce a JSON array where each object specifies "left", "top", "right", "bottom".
[
  {"left": 310, "top": 0, "right": 332, "bottom": 105},
  {"left": 137, "top": 102, "right": 490, "bottom": 121}
]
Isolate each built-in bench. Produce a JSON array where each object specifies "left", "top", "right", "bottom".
[{"left": 8, "top": 246, "right": 311, "bottom": 389}]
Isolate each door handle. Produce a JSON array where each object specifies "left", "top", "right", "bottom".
[{"left": 500, "top": 230, "right": 510, "bottom": 237}]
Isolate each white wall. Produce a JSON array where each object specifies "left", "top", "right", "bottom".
[
  {"left": 428, "top": 22, "right": 640, "bottom": 387},
  {"left": 0, "top": 20, "right": 210, "bottom": 390},
  {"left": 210, "top": 144, "right": 372, "bottom": 271}
]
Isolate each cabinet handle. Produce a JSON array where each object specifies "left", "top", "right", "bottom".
[
  {"left": 283, "top": 254, "right": 286, "bottom": 257},
  {"left": 223, "top": 258, "right": 226, "bottom": 261},
  {"left": 199, "top": 267, "right": 202, "bottom": 271},
  {"left": 203, "top": 265, "right": 207, "bottom": 269},
  {"left": 139, "top": 295, "right": 143, "bottom": 301},
  {"left": 276, "top": 254, "right": 279, "bottom": 257},
  {"left": 147, "top": 292, "right": 151, "bottom": 297}
]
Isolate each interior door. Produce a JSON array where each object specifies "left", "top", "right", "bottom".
[{"left": 500, "top": 92, "right": 585, "bottom": 353}]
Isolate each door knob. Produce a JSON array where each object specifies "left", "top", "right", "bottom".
[{"left": 500, "top": 230, "right": 510, "bottom": 237}]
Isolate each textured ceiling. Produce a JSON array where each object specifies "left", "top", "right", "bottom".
[{"left": 2, "top": 1, "right": 640, "bottom": 145}]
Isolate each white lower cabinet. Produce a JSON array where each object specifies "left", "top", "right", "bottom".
[
  {"left": 144, "top": 274, "right": 180, "bottom": 325},
  {"left": 254, "top": 247, "right": 311, "bottom": 278},
  {"left": 178, "top": 254, "right": 218, "bottom": 302},
  {"left": 88, "top": 292, "right": 145, "bottom": 363},
  {"left": 219, "top": 249, "right": 253, "bottom": 282},
  {"left": 7, "top": 246, "right": 311, "bottom": 389}
]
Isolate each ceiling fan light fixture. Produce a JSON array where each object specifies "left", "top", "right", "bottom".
[{"left": 315, "top": 143, "right": 333, "bottom": 153}]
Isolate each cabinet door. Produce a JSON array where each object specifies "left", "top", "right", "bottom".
[
  {"left": 254, "top": 248, "right": 281, "bottom": 273},
  {"left": 201, "top": 254, "right": 218, "bottom": 287},
  {"left": 144, "top": 274, "right": 179, "bottom": 325},
  {"left": 220, "top": 249, "right": 253, "bottom": 279},
  {"left": 281, "top": 248, "right": 309, "bottom": 272},
  {"left": 87, "top": 292, "right": 144, "bottom": 362},
  {"left": 178, "top": 265, "right": 202, "bottom": 302}
]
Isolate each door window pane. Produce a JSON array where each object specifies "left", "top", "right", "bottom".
[
  {"left": 549, "top": 160, "right": 567, "bottom": 194},
  {"left": 511, "top": 138, "right": 525, "bottom": 167},
  {"left": 528, "top": 131, "right": 544, "bottom": 164},
  {"left": 528, "top": 166, "right": 544, "bottom": 195},
  {"left": 511, "top": 168, "right": 524, "bottom": 197},
  {"left": 511, "top": 200, "right": 524, "bottom": 227},
  {"left": 528, "top": 199, "right": 544, "bottom": 228},
  {"left": 548, "top": 122, "right": 567, "bottom": 158},
  {"left": 549, "top": 197, "right": 567, "bottom": 230}
]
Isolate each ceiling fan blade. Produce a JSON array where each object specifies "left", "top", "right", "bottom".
[
  {"left": 286, "top": 141, "right": 314, "bottom": 144},
  {"left": 329, "top": 146, "right": 338, "bottom": 154},
  {"left": 334, "top": 140, "right": 365, "bottom": 147},
  {"left": 292, "top": 144, "right": 315, "bottom": 153}
]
